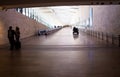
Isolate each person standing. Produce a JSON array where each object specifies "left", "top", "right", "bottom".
[
  {"left": 8, "top": 26, "right": 15, "bottom": 50},
  {"left": 15, "top": 27, "right": 21, "bottom": 49}
]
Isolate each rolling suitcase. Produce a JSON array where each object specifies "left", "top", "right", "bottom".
[{"left": 15, "top": 41, "right": 21, "bottom": 49}]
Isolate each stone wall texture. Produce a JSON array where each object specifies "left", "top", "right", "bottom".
[{"left": 0, "top": 9, "right": 48, "bottom": 45}]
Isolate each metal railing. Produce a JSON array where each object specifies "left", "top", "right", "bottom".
[
  {"left": 38, "top": 27, "right": 62, "bottom": 36},
  {"left": 80, "top": 29, "right": 120, "bottom": 47}
]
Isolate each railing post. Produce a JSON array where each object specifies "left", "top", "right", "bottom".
[
  {"left": 97, "top": 32, "right": 99, "bottom": 39},
  {"left": 89, "top": 30, "right": 91, "bottom": 35},
  {"left": 99, "top": 32, "right": 101, "bottom": 39},
  {"left": 95, "top": 31, "right": 97, "bottom": 37},
  {"left": 106, "top": 33, "right": 108, "bottom": 43},
  {"left": 102, "top": 32, "right": 103, "bottom": 40},
  {"left": 90, "top": 30, "right": 92, "bottom": 36},
  {"left": 91, "top": 30, "right": 92, "bottom": 36},
  {"left": 93, "top": 30, "right": 95, "bottom": 36},
  {"left": 98, "top": 32, "right": 100, "bottom": 39},
  {"left": 96, "top": 32, "right": 98, "bottom": 38},
  {"left": 111, "top": 35, "right": 114, "bottom": 45},
  {"left": 119, "top": 35, "right": 120, "bottom": 47}
]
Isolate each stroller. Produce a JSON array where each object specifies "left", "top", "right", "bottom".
[{"left": 73, "top": 27, "right": 79, "bottom": 35}]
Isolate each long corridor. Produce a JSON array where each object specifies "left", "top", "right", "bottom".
[
  {"left": 0, "top": 27, "right": 120, "bottom": 77},
  {"left": 22, "top": 27, "right": 107, "bottom": 47}
]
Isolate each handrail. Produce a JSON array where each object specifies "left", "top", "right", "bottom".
[
  {"left": 80, "top": 29, "right": 120, "bottom": 47},
  {"left": 38, "top": 27, "right": 62, "bottom": 36}
]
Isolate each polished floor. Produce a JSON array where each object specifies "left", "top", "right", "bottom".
[{"left": 0, "top": 27, "right": 120, "bottom": 77}]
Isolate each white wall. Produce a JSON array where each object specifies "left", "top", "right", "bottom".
[
  {"left": 0, "top": 9, "right": 48, "bottom": 45},
  {"left": 91, "top": 5, "right": 120, "bottom": 35}
]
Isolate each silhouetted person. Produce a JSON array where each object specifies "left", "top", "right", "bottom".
[
  {"left": 73, "top": 27, "right": 76, "bottom": 32},
  {"left": 8, "top": 26, "right": 15, "bottom": 50},
  {"left": 15, "top": 27, "right": 21, "bottom": 49},
  {"left": 15, "top": 27, "right": 20, "bottom": 42}
]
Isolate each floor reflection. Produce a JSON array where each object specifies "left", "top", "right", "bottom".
[{"left": 73, "top": 34, "right": 79, "bottom": 39}]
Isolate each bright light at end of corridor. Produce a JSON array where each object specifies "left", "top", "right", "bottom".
[{"left": 21, "top": 6, "right": 93, "bottom": 28}]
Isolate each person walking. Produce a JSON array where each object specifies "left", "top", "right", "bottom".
[
  {"left": 15, "top": 27, "right": 21, "bottom": 49},
  {"left": 8, "top": 26, "right": 15, "bottom": 50}
]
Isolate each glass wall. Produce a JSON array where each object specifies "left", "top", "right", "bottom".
[
  {"left": 75, "top": 7, "right": 93, "bottom": 28},
  {"left": 16, "top": 8, "right": 52, "bottom": 28}
]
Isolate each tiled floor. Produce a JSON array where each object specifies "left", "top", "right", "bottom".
[{"left": 0, "top": 27, "right": 120, "bottom": 77}]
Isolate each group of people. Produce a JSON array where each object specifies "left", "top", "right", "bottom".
[{"left": 8, "top": 26, "right": 21, "bottom": 50}]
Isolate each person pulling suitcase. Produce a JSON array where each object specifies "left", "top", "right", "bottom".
[{"left": 15, "top": 27, "right": 21, "bottom": 49}]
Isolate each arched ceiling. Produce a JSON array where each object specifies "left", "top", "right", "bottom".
[
  {"left": 0, "top": 0, "right": 120, "bottom": 9},
  {"left": 0, "top": 0, "right": 119, "bottom": 27},
  {"left": 27, "top": 6, "right": 91, "bottom": 26}
]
